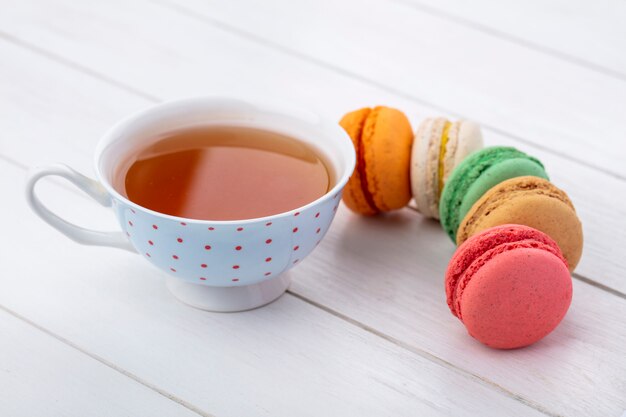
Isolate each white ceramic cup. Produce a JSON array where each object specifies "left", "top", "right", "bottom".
[{"left": 25, "top": 97, "right": 355, "bottom": 312}]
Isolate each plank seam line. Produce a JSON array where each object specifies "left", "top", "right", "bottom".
[
  {"left": 0, "top": 31, "right": 160, "bottom": 103},
  {"left": 572, "top": 272, "right": 626, "bottom": 299},
  {"left": 1, "top": 6, "right": 623, "bottom": 181},
  {"left": 0, "top": 304, "right": 215, "bottom": 417},
  {"left": 0, "top": 284, "right": 558, "bottom": 417},
  {"left": 286, "top": 290, "right": 562, "bottom": 417},
  {"left": 0, "top": 153, "right": 28, "bottom": 170},
  {"left": 404, "top": 206, "right": 626, "bottom": 300},
  {"left": 151, "top": 0, "right": 626, "bottom": 182},
  {"left": 391, "top": 0, "right": 626, "bottom": 83}
]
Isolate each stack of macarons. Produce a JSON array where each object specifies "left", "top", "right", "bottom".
[
  {"left": 339, "top": 105, "right": 584, "bottom": 349},
  {"left": 439, "top": 146, "right": 583, "bottom": 271},
  {"left": 339, "top": 107, "right": 483, "bottom": 217}
]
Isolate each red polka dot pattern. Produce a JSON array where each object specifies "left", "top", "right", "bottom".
[{"left": 123, "top": 194, "right": 338, "bottom": 286}]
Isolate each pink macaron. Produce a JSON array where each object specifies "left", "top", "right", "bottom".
[{"left": 445, "top": 224, "right": 572, "bottom": 349}]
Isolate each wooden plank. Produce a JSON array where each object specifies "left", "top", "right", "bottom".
[
  {"left": 2, "top": 0, "right": 625, "bottom": 178},
  {"left": 0, "top": 38, "right": 624, "bottom": 417},
  {"left": 5, "top": 0, "right": 626, "bottom": 180},
  {"left": 0, "top": 309, "right": 201, "bottom": 417},
  {"left": 0, "top": 38, "right": 148, "bottom": 175},
  {"left": 157, "top": 0, "right": 626, "bottom": 179},
  {"left": 0, "top": 17, "right": 624, "bottom": 295},
  {"left": 0, "top": 160, "right": 544, "bottom": 417},
  {"left": 292, "top": 207, "right": 626, "bottom": 417},
  {"left": 398, "top": 0, "right": 626, "bottom": 78}
]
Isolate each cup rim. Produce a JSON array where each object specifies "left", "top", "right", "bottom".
[{"left": 94, "top": 96, "right": 356, "bottom": 225}]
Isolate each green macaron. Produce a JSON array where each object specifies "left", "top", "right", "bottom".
[{"left": 439, "top": 146, "right": 548, "bottom": 242}]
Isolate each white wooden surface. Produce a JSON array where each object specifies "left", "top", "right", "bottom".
[
  {"left": 1, "top": 1, "right": 625, "bottom": 416},
  {"left": 0, "top": 308, "right": 201, "bottom": 417}
]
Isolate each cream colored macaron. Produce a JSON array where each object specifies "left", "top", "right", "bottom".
[{"left": 410, "top": 118, "right": 483, "bottom": 219}]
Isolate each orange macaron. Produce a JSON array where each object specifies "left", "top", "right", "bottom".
[{"left": 339, "top": 107, "right": 414, "bottom": 215}]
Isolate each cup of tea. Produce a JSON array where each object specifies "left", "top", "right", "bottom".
[{"left": 25, "top": 97, "right": 356, "bottom": 312}]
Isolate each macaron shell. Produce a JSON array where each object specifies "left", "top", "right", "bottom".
[
  {"left": 445, "top": 224, "right": 565, "bottom": 317},
  {"left": 458, "top": 157, "right": 549, "bottom": 222},
  {"left": 409, "top": 117, "right": 433, "bottom": 217},
  {"left": 339, "top": 108, "right": 378, "bottom": 215},
  {"left": 411, "top": 118, "right": 445, "bottom": 218},
  {"left": 362, "top": 107, "right": 413, "bottom": 211},
  {"left": 459, "top": 247, "right": 572, "bottom": 349},
  {"left": 439, "top": 146, "right": 547, "bottom": 242},
  {"left": 458, "top": 177, "right": 583, "bottom": 271}
]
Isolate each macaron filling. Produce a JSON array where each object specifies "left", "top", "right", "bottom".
[
  {"left": 441, "top": 122, "right": 461, "bottom": 184},
  {"left": 438, "top": 121, "right": 452, "bottom": 197},
  {"left": 352, "top": 109, "right": 380, "bottom": 213}
]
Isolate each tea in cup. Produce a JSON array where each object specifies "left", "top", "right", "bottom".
[{"left": 26, "top": 97, "right": 356, "bottom": 312}]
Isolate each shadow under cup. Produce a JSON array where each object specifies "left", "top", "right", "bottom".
[{"left": 96, "top": 98, "right": 356, "bottom": 312}]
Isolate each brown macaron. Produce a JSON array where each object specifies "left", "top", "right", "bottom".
[
  {"left": 457, "top": 176, "right": 583, "bottom": 271},
  {"left": 339, "top": 107, "right": 413, "bottom": 215}
]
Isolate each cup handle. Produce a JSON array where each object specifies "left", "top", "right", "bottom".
[{"left": 25, "top": 163, "right": 136, "bottom": 252}]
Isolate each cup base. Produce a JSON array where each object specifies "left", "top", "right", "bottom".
[{"left": 166, "top": 274, "right": 290, "bottom": 312}]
